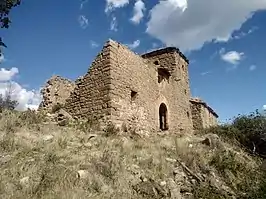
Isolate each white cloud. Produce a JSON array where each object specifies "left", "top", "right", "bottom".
[
  {"left": 110, "top": 16, "right": 118, "bottom": 31},
  {"left": 130, "top": 0, "right": 146, "bottom": 24},
  {"left": 0, "top": 67, "right": 42, "bottom": 111},
  {"left": 0, "top": 67, "right": 19, "bottom": 81},
  {"left": 0, "top": 81, "right": 42, "bottom": 111},
  {"left": 80, "top": 0, "right": 88, "bottom": 10},
  {"left": 90, "top": 40, "right": 99, "bottom": 48},
  {"left": 146, "top": 0, "right": 266, "bottom": 52},
  {"left": 249, "top": 65, "right": 257, "bottom": 71},
  {"left": 263, "top": 105, "right": 266, "bottom": 110},
  {"left": 105, "top": 0, "right": 129, "bottom": 13},
  {"left": 126, "top": 40, "right": 140, "bottom": 49},
  {"left": 200, "top": 71, "right": 212, "bottom": 76},
  {"left": 215, "top": 27, "right": 258, "bottom": 42},
  {"left": 220, "top": 51, "right": 244, "bottom": 65},
  {"left": 78, "top": 15, "right": 89, "bottom": 29}
]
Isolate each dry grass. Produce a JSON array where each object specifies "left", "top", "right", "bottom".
[{"left": 0, "top": 110, "right": 264, "bottom": 199}]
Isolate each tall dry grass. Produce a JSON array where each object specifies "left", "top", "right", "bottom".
[{"left": 0, "top": 110, "right": 265, "bottom": 199}]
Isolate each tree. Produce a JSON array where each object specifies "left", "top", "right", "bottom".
[
  {"left": 0, "top": 82, "right": 18, "bottom": 112},
  {"left": 0, "top": 0, "right": 21, "bottom": 56}
]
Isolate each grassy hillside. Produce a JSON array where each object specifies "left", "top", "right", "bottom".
[{"left": 0, "top": 110, "right": 266, "bottom": 199}]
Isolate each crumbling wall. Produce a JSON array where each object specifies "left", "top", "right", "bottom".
[
  {"left": 64, "top": 41, "right": 113, "bottom": 124},
  {"left": 38, "top": 75, "right": 75, "bottom": 112},
  {"left": 190, "top": 102, "right": 204, "bottom": 130},
  {"left": 190, "top": 98, "right": 218, "bottom": 131},
  {"left": 39, "top": 39, "right": 218, "bottom": 134}
]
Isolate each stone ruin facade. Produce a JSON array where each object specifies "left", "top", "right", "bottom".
[
  {"left": 39, "top": 39, "right": 218, "bottom": 133},
  {"left": 39, "top": 75, "right": 75, "bottom": 112},
  {"left": 190, "top": 98, "right": 218, "bottom": 131}
]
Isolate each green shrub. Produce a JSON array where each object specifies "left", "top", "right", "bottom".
[
  {"left": 210, "top": 150, "right": 245, "bottom": 176},
  {"left": 203, "top": 110, "right": 266, "bottom": 157},
  {"left": 0, "top": 93, "right": 18, "bottom": 112}
]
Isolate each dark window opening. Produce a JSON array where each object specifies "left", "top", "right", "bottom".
[
  {"left": 184, "top": 89, "right": 187, "bottom": 94},
  {"left": 187, "top": 111, "right": 190, "bottom": 118},
  {"left": 154, "top": 60, "right": 160, "bottom": 65},
  {"left": 131, "top": 90, "right": 137, "bottom": 101},
  {"left": 159, "top": 103, "right": 168, "bottom": 131},
  {"left": 158, "top": 68, "right": 170, "bottom": 83}
]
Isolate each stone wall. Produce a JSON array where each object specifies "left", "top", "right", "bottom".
[
  {"left": 190, "top": 98, "right": 218, "bottom": 131},
  {"left": 105, "top": 40, "right": 193, "bottom": 133},
  {"left": 38, "top": 75, "right": 75, "bottom": 112},
  {"left": 39, "top": 39, "right": 218, "bottom": 134},
  {"left": 142, "top": 48, "right": 193, "bottom": 132},
  {"left": 64, "top": 41, "right": 113, "bottom": 124}
]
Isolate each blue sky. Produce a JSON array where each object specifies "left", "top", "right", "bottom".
[{"left": 0, "top": 0, "right": 266, "bottom": 122}]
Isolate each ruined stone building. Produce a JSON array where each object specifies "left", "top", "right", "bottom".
[{"left": 39, "top": 39, "right": 218, "bottom": 133}]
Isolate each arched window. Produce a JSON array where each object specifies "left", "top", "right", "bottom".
[{"left": 159, "top": 103, "right": 168, "bottom": 131}]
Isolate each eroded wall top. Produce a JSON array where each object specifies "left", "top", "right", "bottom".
[
  {"left": 38, "top": 75, "right": 75, "bottom": 112},
  {"left": 190, "top": 97, "right": 218, "bottom": 118},
  {"left": 142, "top": 47, "right": 189, "bottom": 64}
]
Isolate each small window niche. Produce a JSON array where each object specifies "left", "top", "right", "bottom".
[
  {"left": 154, "top": 60, "right": 160, "bottom": 65},
  {"left": 158, "top": 68, "right": 170, "bottom": 83},
  {"left": 131, "top": 90, "right": 137, "bottom": 101}
]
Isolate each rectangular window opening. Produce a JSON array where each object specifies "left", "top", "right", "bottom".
[
  {"left": 158, "top": 68, "right": 170, "bottom": 83},
  {"left": 131, "top": 90, "right": 137, "bottom": 101}
]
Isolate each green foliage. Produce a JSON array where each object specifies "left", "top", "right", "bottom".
[
  {"left": 231, "top": 111, "right": 266, "bottom": 155},
  {"left": 204, "top": 111, "right": 266, "bottom": 157},
  {"left": 0, "top": 0, "right": 21, "bottom": 28},
  {"left": 210, "top": 150, "right": 245, "bottom": 176},
  {"left": 201, "top": 111, "right": 266, "bottom": 198},
  {"left": 0, "top": 0, "right": 22, "bottom": 56},
  {"left": 0, "top": 93, "right": 18, "bottom": 112}
]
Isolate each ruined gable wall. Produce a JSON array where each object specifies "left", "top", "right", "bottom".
[
  {"left": 64, "top": 42, "right": 113, "bottom": 123},
  {"left": 201, "top": 105, "right": 218, "bottom": 128},
  {"left": 38, "top": 75, "right": 75, "bottom": 112},
  {"left": 190, "top": 98, "right": 218, "bottom": 131},
  {"left": 190, "top": 102, "right": 203, "bottom": 131},
  {"left": 107, "top": 41, "right": 193, "bottom": 133}
]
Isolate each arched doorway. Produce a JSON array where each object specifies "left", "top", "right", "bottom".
[{"left": 159, "top": 103, "right": 168, "bottom": 131}]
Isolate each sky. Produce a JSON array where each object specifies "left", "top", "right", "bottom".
[{"left": 0, "top": 0, "right": 266, "bottom": 122}]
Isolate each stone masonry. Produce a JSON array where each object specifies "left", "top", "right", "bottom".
[
  {"left": 38, "top": 75, "right": 75, "bottom": 112},
  {"left": 39, "top": 39, "right": 218, "bottom": 133},
  {"left": 190, "top": 98, "right": 218, "bottom": 131}
]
